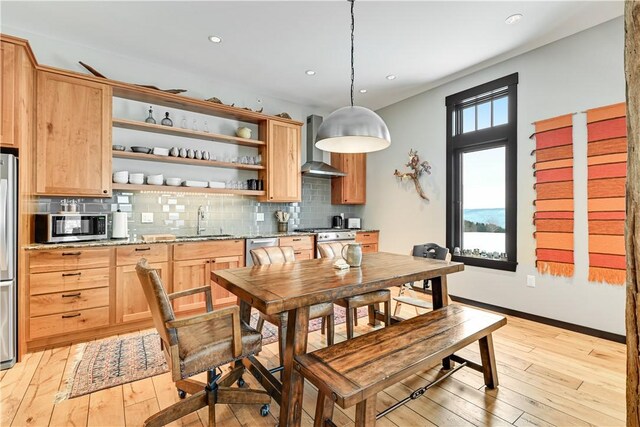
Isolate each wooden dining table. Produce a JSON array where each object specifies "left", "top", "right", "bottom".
[{"left": 212, "top": 251, "right": 464, "bottom": 427}]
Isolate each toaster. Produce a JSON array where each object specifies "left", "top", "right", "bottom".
[{"left": 346, "top": 218, "right": 361, "bottom": 229}]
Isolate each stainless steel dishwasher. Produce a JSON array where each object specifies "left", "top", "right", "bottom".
[{"left": 245, "top": 237, "right": 279, "bottom": 266}]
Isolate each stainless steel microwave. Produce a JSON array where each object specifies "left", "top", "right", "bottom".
[{"left": 34, "top": 213, "right": 108, "bottom": 243}]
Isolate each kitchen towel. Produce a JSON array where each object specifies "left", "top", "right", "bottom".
[
  {"left": 531, "top": 114, "right": 574, "bottom": 277},
  {"left": 586, "top": 102, "right": 627, "bottom": 285}
]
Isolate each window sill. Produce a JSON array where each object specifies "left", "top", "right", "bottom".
[{"left": 452, "top": 255, "right": 518, "bottom": 272}]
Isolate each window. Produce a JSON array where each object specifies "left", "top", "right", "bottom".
[{"left": 446, "top": 73, "right": 518, "bottom": 271}]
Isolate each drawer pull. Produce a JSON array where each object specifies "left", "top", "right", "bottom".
[
  {"left": 135, "top": 247, "right": 151, "bottom": 252},
  {"left": 62, "top": 251, "right": 82, "bottom": 256},
  {"left": 62, "top": 292, "right": 81, "bottom": 298},
  {"left": 62, "top": 272, "right": 82, "bottom": 277},
  {"left": 62, "top": 313, "right": 81, "bottom": 319},
  {"left": 293, "top": 238, "right": 302, "bottom": 242},
  {"left": 362, "top": 234, "right": 370, "bottom": 237},
  {"left": 294, "top": 251, "right": 302, "bottom": 254}
]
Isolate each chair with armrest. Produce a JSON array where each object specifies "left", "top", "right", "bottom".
[
  {"left": 393, "top": 243, "right": 451, "bottom": 316},
  {"left": 250, "top": 246, "right": 335, "bottom": 367},
  {"left": 317, "top": 242, "right": 392, "bottom": 340},
  {"left": 135, "top": 259, "right": 270, "bottom": 427}
]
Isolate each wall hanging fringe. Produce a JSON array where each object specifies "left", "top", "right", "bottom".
[
  {"left": 586, "top": 102, "right": 627, "bottom": 285},
  {"left": 532, "top": 114, "right": 574, "bottom": 277}
]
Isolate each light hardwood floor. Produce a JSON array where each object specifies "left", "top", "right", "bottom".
[{"left": 0, "top": 289, "right": 626, "bottom": 427}]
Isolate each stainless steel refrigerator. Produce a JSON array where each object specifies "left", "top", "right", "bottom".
[{"left": 0, "top": 153, "right": 17, "bottom": 370}]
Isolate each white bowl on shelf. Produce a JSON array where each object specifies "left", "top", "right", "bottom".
[
  {"left": 166, "top": 177, "right": 182, "bottom": 186},
  {"left": 147, "top": 174, "right": 164, "bottom": 186},
  {"left": 129, "top": 173, "right": 144, "bottom": 185},
  {"left": 153, "top": 147, "right": 169, "bottom": 156},
  {"left": 113, "top": 171, "right": 129, "bottom": 184}
]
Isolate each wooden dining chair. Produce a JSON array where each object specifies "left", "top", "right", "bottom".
[
  {"left": 250, "top": 246, "right": 335, "bottom": 367},
  {"left": 135, "top": 259, "right": 271, "bottom": 426},
  {"left": 393, "top": 243, "right": 451, "bottom": 316},
  {"left": 317, "top": 242, "right": 392, "bottom": 340}
]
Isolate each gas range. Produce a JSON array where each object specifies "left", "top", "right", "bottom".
[{"left": 294, "top": 228, "right": 356, "bottom": 242}]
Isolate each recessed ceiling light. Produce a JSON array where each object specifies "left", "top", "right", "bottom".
[
  {"left": 359, "top": 89, "right": 367, "bottom": 94},
  {"left": 386, "top": 74, "right": 397, "bottom": 80},
  {"left": 505, "top": 14, "right": 523, "bottom": 25},
  {"left": 305, "top": 70, "right": 316, "bottom": 76},
  {"left": 208, "top": 35, "right": 222, "bottom": 43}
]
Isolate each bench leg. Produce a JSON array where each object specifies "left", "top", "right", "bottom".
[
  {"left": 479, "top": 333, "right": 499, "bottom": 389},
  {"left": 346, "top": 306, "right": 355, "bottom": 339},
  {"left": 326, "top": 314, "right": 335, "bottom": 346},
  {"left": 314, "top": 392, "right": 335, "bottom": 427},
  {"left": 355, "top": 395, "right": 377, "bottom": 427},
  {"left": 368, "top": 303, "right": 380, "bottom": 326}
]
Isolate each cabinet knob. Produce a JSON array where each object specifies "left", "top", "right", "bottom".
[{"left": 103, "top": 190, "right": 108, "bottom": 194}]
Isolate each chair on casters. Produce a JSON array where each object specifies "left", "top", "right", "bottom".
[
  {"left": 393, "top": 243, "right": 451, "bottom": 317},
  {"left": 250, "top": 246, "right": 335, "bottom": 367},
  {"left": 317, "top": 242, "right": 392, "bottom": 340},
  {"left": 135, "top": 259, "right": 271, "bottom": 427}
]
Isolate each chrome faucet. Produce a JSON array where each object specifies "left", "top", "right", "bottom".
[{"left": 196, "top": 205, "right": 206, "bottom": 236}]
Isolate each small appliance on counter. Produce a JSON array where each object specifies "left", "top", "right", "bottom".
[
  {"left": 34, "top": 213, "right": 108, "bottom": 243},
  {"left": 346, "top": 218, "right": 361, "bottom": 229},
  {"left": 111, "top": 210, "right": 129, "bottom": 239},
  {"left": 332, "top": 215, "right": 343, "bottom": 229}
]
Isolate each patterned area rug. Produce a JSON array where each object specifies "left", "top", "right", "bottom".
[{"left": 61, "top": 305, "right": 369, "bottom": 399}]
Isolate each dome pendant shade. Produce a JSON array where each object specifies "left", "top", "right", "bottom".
[{"left": 315, "top": 106, "right": 391, "bottom": 153}]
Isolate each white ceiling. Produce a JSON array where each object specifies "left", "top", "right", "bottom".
[{"left": 1, "top": 1, "right": 624, "bottom": 111}]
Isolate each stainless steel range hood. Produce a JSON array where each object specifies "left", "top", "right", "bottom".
[{"left": 301, "top": 115, "right": 347, "bottom": 178}]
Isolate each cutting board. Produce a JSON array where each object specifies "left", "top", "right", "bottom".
[{"left": 141, "top": 234, "right": 176, "bottom": 242}]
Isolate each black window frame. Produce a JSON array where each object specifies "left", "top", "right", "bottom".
[{"left": 445, "top": 73, "right": 518, "bottom": 272}]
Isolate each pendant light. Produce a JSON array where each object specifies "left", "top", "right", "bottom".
[{"left": 315, "top": 0, "right": 391, "bottom": 153}]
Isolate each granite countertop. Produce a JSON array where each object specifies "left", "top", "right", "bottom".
[{"left": 23, "top": 229, "right": 380, "bottom": 250}]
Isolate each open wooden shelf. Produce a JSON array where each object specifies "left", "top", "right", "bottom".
[
  {"left": 112, "top": 118, "right": 265, "bottom": 147},
  {"left": 112, "top": 183, "right": 265, "bottom": 196},
  {"left": 112, "top": 151, "right": 265, "bottom": 171}
]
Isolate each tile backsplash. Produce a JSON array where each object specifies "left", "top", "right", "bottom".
[{"left": 33, "top": 177, "right": 364, "bottom": 238}]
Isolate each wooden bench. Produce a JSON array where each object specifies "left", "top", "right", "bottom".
[{"left": 294, "top": 305, "right": 506, "bottom": 426}]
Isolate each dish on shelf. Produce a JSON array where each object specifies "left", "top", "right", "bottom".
[
  {"left": 131, "top": 146, "right": 152, "bottom": 154},
  {"left": 129, "top": 173, "right": 145, "bottom": 185},
  {"left": 112, "top": 145, "right": 126, "bottom": 151},
  {"left": 147, "top": 174, "right": 164, "bottom": 185},
  {"left": 208, "top": 181, "right": 225, "bottom": 189},
  {"left": 166, "top": 177, "right": 182, "bottom": 186},
  {"left": 113, "top": 170, "right": 129, "bottom": 184},
  {"left": 183, "top": 180, "right": 208, "bottom": 188},
  {"left": 153, "top": 147, "right": 169, "bottom": 156}
]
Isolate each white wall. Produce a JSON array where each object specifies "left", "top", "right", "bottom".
[{"left": 366, "top": 17, "right": 626, "bottom": 335}]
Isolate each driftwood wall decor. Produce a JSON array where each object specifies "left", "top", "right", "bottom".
[{"left": 393, "top": 149, "right": 431, "bottom": 200}]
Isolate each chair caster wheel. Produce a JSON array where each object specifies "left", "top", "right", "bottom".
[
  {"left": 237, "top": 377, "right": 246, "bottom": 388},
  {"left": 260, "top": 404, "right": 270, "bottom": 417},
  {"left": 177, "top": 389, "right": 186, "bottom": 399}
]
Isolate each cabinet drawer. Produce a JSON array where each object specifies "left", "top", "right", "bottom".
[
  {"left": 355, "top": 232, "right": 379, "bottom": 245},
  {"left": 279, "top": 235, "right": 314, "bottom": 251},
  {"left": 293, "top": 249, "right": 314, "bottom": 261},
  {"left": 30, "top": 306, "right": 109, "bottom": 340},
  {"left": 30, "top": 286, "right": 109, "bottom": 317},
  {"left": 28, "top": 248, "right": 112, "bottom": 273},
  {"left": 173, "top": 240, "right": 244, "bottom": 261},
  {"left": 29, "top": 267, "right": 110, "bottom": 296},
  {"left": 117, "top": 244, "right": 168, "bottom": 266},
  {"left": 361, "top": 243, "right": 378, "bottom": 254}
]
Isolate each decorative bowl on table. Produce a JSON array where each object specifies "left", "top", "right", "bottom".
[{"left": 131, "top": 146, "right": 152, "bottom": 154}]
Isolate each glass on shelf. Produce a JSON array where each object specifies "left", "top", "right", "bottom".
[
  {"left": 180, "top": 115, "right": 188, "bottom": 129},
  {"left": 203, "top": 121, "right": 209, "bottom": 133},
  {"left": 161, "top": 112, "right": 173, "bottom": 127},
  {"left": 145, "top": 106, "right": 156, "bottom": 124},
  {"left": 192, "top": 119, "right": 198, "bottom": 131}
]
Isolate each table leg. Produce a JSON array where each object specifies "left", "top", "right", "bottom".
[
  {"left": 431, "top": 276, "right": 453, "bottom": 369},
  {"left": 279, "top": 306, "right": 310, "bottom": 427}
]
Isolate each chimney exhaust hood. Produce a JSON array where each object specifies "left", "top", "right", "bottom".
[{"left": 301, "top": 115, "right": 347, "bottom": 178}]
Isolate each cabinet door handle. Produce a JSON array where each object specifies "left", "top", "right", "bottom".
[
  {"left": 135, "top": 247, "right": 151, "bottom": 252},
  {"left": 62, "top": 292, "right": 81, "bottom": 298},
  {"left": 62, "top": 313, "right": 81, "bottom": 318},
  {"left": 292, "top": 238, "right": 302, "bottom": 242},
  {"left": 62, "top": 251, "right": 82, "bottom": 256},
  {"left": 62, "top": 272, "right": 82, "bottom": 277},
  {"left": 294, "top": 251, "right": 302, "bottom": 255},
  {"left": 362, "top": 234, "right": 370, "bottom": 237}
]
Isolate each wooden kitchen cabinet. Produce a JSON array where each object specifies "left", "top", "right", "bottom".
[
  {"left": 35, "top": 70, "right": 112, "bottom": 197},
  {"left": 356, "top": 231, "right": 379, "bottom": 253},
  {"left": 280, "top": 235, "right": 315, "bottom": 260},
  {"left": 115, "top": 262, "right": 169, "bottom": 324},
  {"left": 331, "top": 153, "right": 366, "bottom": 205},
  {"left": 260, "top": 119, "right": 301, "bottom": 202},
  {"left": 1, "top": 38, "right": 34, "bottom": 150},
  {"left": 172, "top": 240, "right": 244, "bottom": 313}
]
